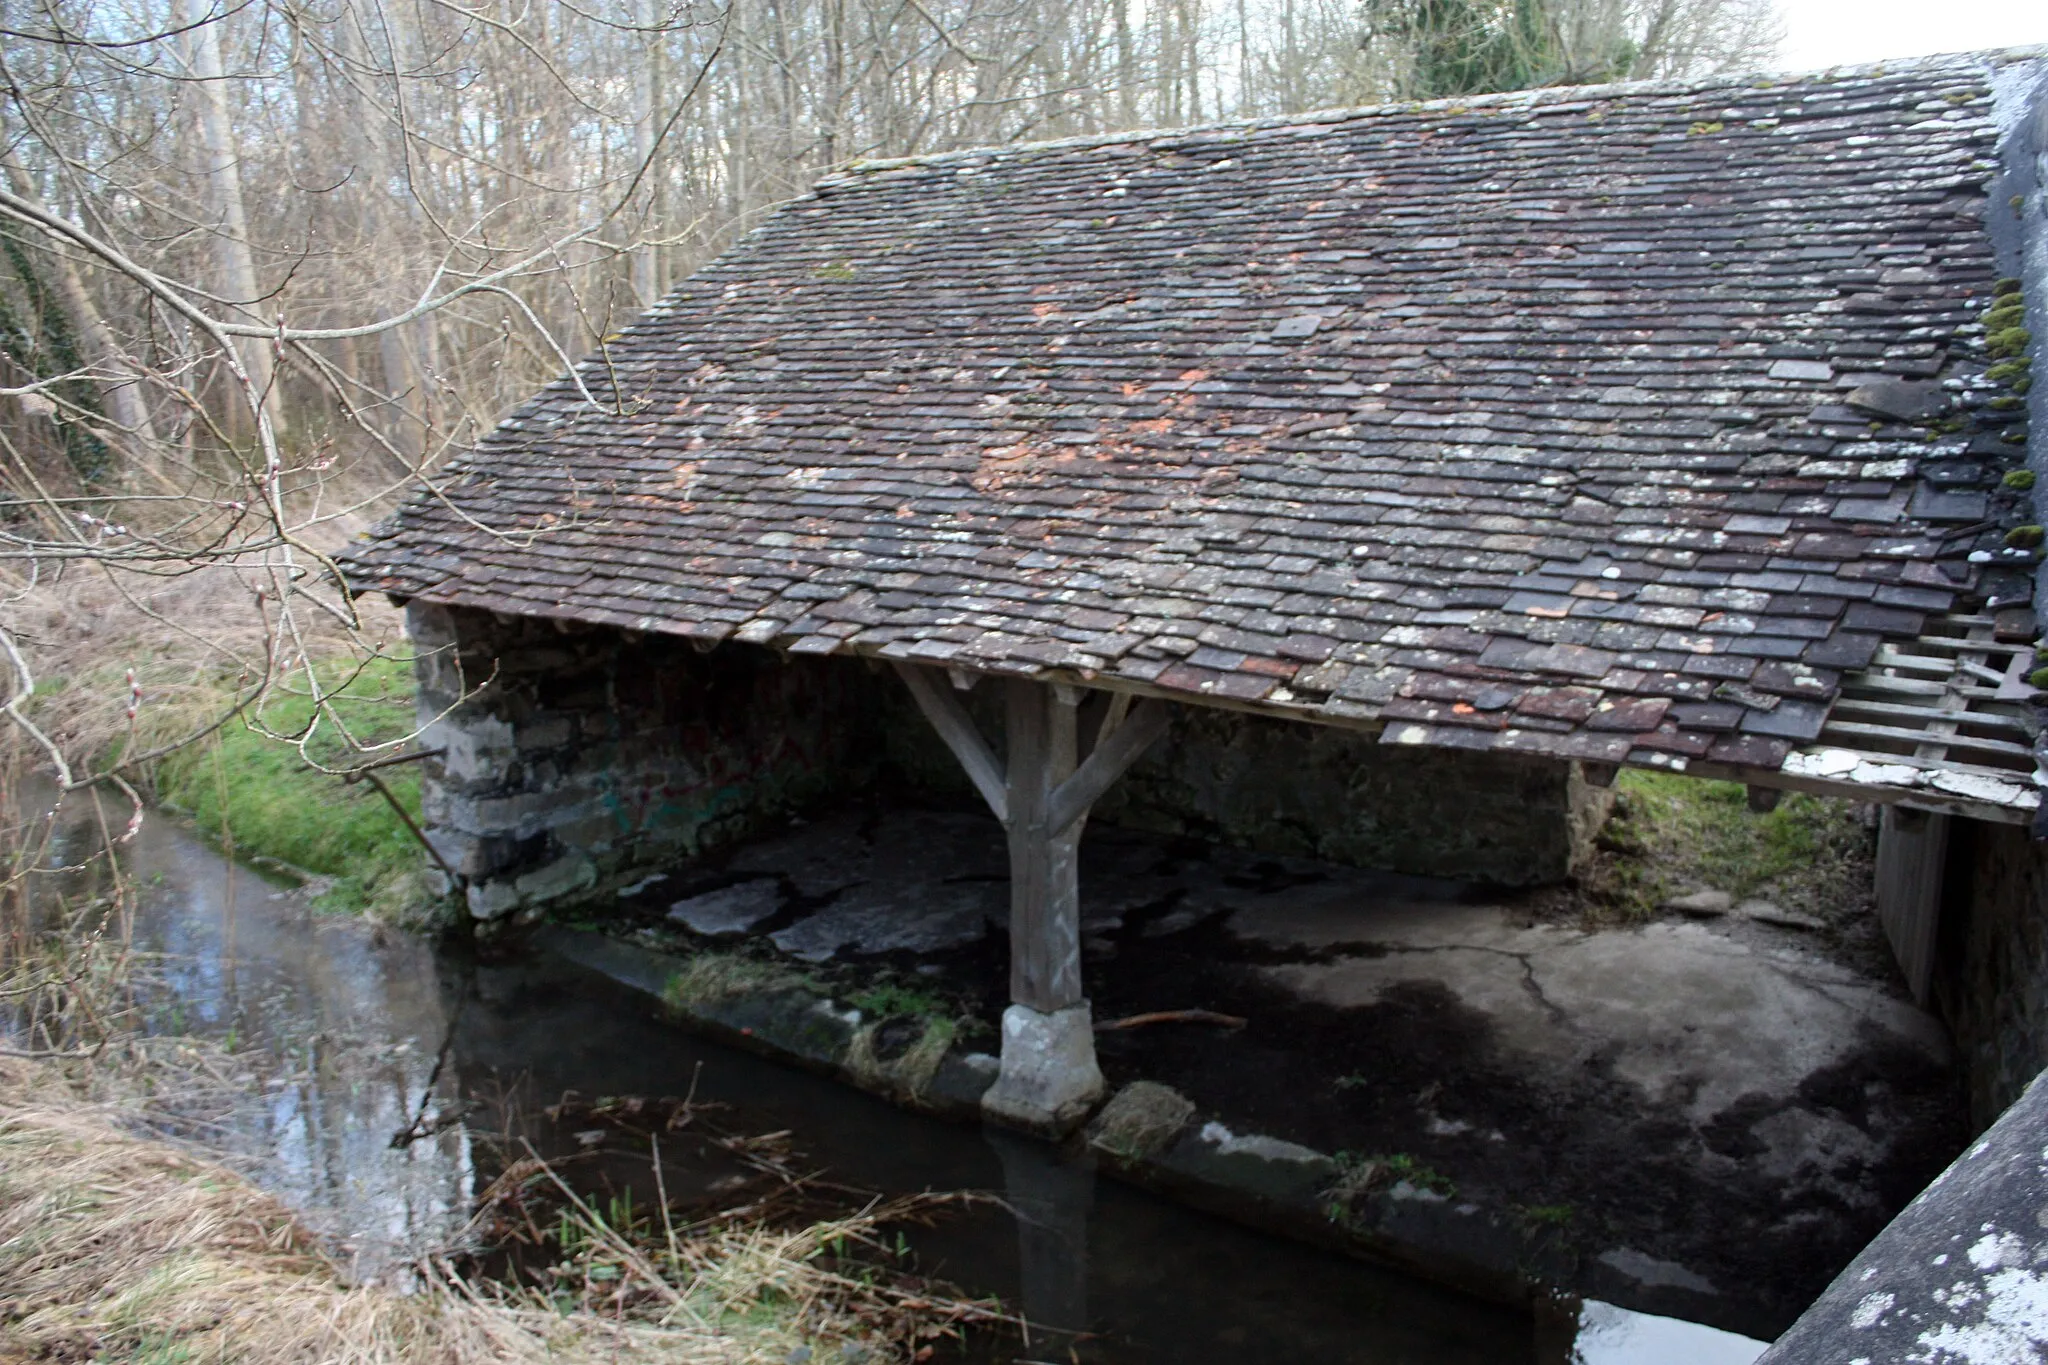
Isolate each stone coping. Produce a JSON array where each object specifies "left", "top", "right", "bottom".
[{"left": 536, "top": 924, "right": 1761, "bottom": 1337}]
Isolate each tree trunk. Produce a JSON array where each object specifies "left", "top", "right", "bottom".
[
  {"left": 179, "top": 0, "right": 285, "bottom": 441},
  {"left": 0, "top": 157, "right": 164, "bottom": 485}
]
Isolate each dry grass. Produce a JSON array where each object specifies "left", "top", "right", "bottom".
[
  {"left": 0, "top": 1057, "right": 1000, "bottom": 1364},
  {"left": 6, "top": 515, "right": 408, "bottom": 783}
]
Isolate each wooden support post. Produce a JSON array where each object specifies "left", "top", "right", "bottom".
[
  {"left": 1876, "top": 806, "right": 1949, "bottom": 1005},
  {"left": 891, "top": 664, "right": 1172, "bottom": 1130},
  {"left": 893, "top": 662, "right": 1008, "bottom": 822},
  {"left": 1007, "top": 680, "right": 1084, "bottom": 1012}
]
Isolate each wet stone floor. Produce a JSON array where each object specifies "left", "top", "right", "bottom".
[{"left": 619, "top": 802, "right": 1966, "bottom": 1338}]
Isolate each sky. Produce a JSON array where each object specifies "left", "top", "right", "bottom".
[{"left": 1775, "top": 0, "right": 2048, "bottom": 71}]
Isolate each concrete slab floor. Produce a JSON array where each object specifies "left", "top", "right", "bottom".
[{"left": 608, "top": 803, "right": 1965, "bottom": 1333}]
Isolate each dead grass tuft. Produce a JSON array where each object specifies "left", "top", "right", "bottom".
[{"left": 0, "top": 1058, "right": 1002, "bottom": 1363}]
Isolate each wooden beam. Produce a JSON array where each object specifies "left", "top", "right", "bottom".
[
  {"left": 1875, "top": 806, "right": 1949, "bottom": 1005},
  {"left": 1047, "top": 699, "right": 1172, "bottom": 836},
  {"left": 1006, "top": 680, "right": 1084, "bottom": 1012},
  {"left": 893, "top": 662, "right": 1008, "bottom": 824}
]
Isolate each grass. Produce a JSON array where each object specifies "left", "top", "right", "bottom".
[
  {"left": 1577, "top": 770, "right": 1872, "bottom": 924},
  {"left": 663, "top": 950, "right": 817, "bottom": 1010},
  {"left": 847, "top": 978, "right": 954, "bottom": 1024},
  {"left": 150, "top": 657, "right": 433, "bottom": 920},
  {"left": 1324, "top": 1151, "right": 1456, "bottom": 1226},
  {"left": 846, "top": 1016, "right": 958, "bottom": 1099},
  {"left": 0, "top": 1058, "right": 998, "bottom": 1363}
]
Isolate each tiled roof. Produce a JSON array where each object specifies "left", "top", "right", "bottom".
[{"left": 344, "top": 50, "right": 2045, "bottom": 818}]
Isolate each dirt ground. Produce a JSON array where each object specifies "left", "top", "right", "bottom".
[{"left": 602, "top": 790, "right": 1965, "bottom": 1334}]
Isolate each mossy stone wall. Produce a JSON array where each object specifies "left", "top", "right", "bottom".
[
  {"left": 1093, "top": 705, "right": 1608, "bottom": 887},
  {"left": 411, "top": 605, "right": 1603, "bottom": 923},
  {"left": 409, "top": 603, "right": 883, "bottom": 923}
]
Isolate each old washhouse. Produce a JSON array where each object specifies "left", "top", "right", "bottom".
[{"left": 345, "top": 50, "right": 2048, "bottom": 1142}]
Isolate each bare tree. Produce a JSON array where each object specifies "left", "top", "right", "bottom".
[{"left": 0, "top": 0, "right": 1777, "bottom": 858}]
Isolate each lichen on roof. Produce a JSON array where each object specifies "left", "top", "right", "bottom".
[{"left": 345, "top": 48, "right": 2047, "bottom": 821}]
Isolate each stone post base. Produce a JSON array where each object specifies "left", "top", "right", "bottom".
[{"left": 981, "top": 1001, "right": 1106, "bottom": 1135}]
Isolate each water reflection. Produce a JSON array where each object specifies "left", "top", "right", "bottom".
[{"left": 25, "top": 796, "right": 1565, "bottom": 1361}]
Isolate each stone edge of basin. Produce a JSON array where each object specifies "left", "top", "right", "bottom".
[{"left": 535, "top": 926, "right": 1748, "bottom": 1336}]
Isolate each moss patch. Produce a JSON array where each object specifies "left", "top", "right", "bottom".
[
  {"left": 1569, "top": 770, "right": 1872, "bottom": 924},
  {"left": 661, "top": 949, "right": 815, "bottom": 1009}
]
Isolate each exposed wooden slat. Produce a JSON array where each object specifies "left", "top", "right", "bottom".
[
  {"left": 1842, "top": 675, "right": 2010, "bottom": 702},
  {"left": 1830, "top": 697, "right": 2030, "bottom": 733},
  {"left": 1684, "top": 761, "right": 2035, "bottom": 823},
  {"left": 1818, "top": 719, "right": 2035, "bottom": 763}
]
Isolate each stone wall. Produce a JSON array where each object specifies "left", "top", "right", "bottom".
[
  {"left": 409, "top": 603, "right": 883, "bottom": 923},
  {"left": 1937, "top": 818, "right": 2048, "bottom": 1129},
  {"left": 409, "top": 606, "right": 1608, "bottom": 924},
  {"left": 873, "top": 679, "right": 1605, "bottom": 886},
  {"left": 1093, "top": 706, "right": 1610, "bottom": 887}
]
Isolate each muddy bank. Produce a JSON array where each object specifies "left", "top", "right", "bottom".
[{"left": 564, "top": 802, "right": 1966, "bottom": 1340}]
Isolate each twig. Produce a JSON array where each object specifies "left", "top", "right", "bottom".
[
  {"left": 1096, "top": 1009, "right": 1247, "bottom": 1031},
  {"left": 344, "top": 766, "right": 457, "bottom": 883}
]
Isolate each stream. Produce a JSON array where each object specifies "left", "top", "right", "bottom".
[{"left": 23, "top": 797, "right": 1770, "bottom": 1364}]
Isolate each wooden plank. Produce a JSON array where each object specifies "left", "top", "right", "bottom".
[
  {"left": 1679, "top": 761, "right": 2035, "bottom": 824},
  {"left": 1818, "top": 720, "right": 2034, "bottom": 763},
  {"left": 1843, "top": 676, "right": 2009, "bottom": 702},
  {"left": 1829, "top": 697, "right": 2031, "bottom": 734},
  {"left": 1047, "top": 699, "right": 1172, "bottom": 835},
  {"left": 1005, "top": 680, "right": 1084, "bottom": 1013},
  {"left": 1875, "top": 806, "right": 1949, "bottom": 1005},
  {"left": 893, "top": 662, "right": 1008, "bottom": 823}
]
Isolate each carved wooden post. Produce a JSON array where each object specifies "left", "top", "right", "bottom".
[
  {"left": 892, "top": 663, "right": 1171, "bottom": 1131},
  {"left": 1006, "top": 679, "right": 1084, "bottom": 1012}
]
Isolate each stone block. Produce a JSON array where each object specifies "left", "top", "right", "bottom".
[
  {"left": 471, "top": 787, "right": 598, "bottom": 839},
  {"left": 432, "top": 713, "right": 516, "bottom": 784},
  {"left": 553, "top": 811, "right": 624, "bottom": 852},
  {"left": 515, "top": 715, "right": 578, "bottom": 751},
  {"left": 982, "top": 1001, "right": 1106, "bottom": 1134},
  {"left": 1155, "top": 1120, "right": 1337, "bottom": 1206},
  {"left": 1090, "top": 1080, "right": 1197, "bottom": 1159},
  {"left": 513, "top": 852, "right": 596, "bottom": 904},
  {"left": 466, "top": 877, "right": 521, "bottom": 920}
]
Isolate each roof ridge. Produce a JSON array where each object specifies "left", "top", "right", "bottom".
[{"left": 816, "top": 44, "right": 2044, "bottom": 185}]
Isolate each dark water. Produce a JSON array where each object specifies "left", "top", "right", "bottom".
[{"left": 28, "top": 796, "right": 1763, "bottom": 1364}]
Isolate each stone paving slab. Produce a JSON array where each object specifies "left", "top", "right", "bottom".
[{"left": 581, "top": 805, "right": 1967, "bottom": 1337}]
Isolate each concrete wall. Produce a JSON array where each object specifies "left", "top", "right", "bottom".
[
  {"left": 875, "top": 680, "right": 1605, "bottom": 886},
  {"left": 409, "top": 606, "right": 1608, "bottom": 923},
  {"left": 1938, "top": 818, "right": 2048, "bottom": 1129}
]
